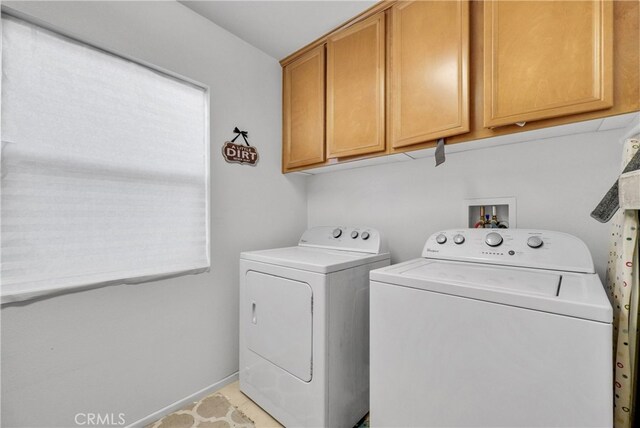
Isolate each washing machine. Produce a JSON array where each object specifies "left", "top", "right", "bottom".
[
  {"left": 239, "top": 226, "right": 390, "bottom": 427},
  {"left": 370, "top": 229, "right": 612, "bottom": 428}
]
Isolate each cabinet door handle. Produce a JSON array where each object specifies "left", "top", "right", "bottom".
[{"left": 251, "top": 302, "right": 257, "bottom": 324}]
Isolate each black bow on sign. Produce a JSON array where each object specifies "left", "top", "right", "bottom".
[{"left": 231, "top": 127, "right": 249, "bottom": 146}]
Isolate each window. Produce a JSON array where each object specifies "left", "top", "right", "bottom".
[{"left": 1, "top": 15, "right": 210, "bottom": 303}]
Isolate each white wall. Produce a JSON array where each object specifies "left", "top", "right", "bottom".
[
  {"left": 0, "top": 2, "right": 632, "bottom": 427},
  {"left": 308, "top": 128, "right": 627, "bottom": 280},
  {"left": 0, "top": 2, "right": 307, "bottom": 427}
]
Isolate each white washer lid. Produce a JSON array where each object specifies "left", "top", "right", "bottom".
[
  {"left": 404, "top": 261, "right": 561, "bottom": 297},
  {"left": 370, "top": 259, "right": 612, "bottom": 323},
  {"left": 241, "top": 246, "right": 390, "bottom": 274}
]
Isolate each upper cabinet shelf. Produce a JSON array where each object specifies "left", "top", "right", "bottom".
[
  {"left": 281, "top": 0, "right": 639, "bottom": 174},
  {"left": 389, "top": 0, "right": 469, "bottom": 148},
  {"left": 327, "top": 13, "right": 386, "bottom": 159},
  {"left": 483, "top": 0, "right": 613, "bottom": 128},
  {"left": 282, "top": 45, "right": 326, "bottom": 170}
]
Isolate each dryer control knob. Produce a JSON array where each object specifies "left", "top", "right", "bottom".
[
  {"left": 361, "top": 231, "right": 370, "bottom": 240},
  {"left": 527, "top": 236, "right": 544, "bottom": 248},
  {"left": 332, "top": 228, "right": 342, "bottom": 238},
  {"left": 453, "top": 234, "right": 465, "bottom": 245},
  {"left": 485, "top": 232, "right": 503, "bottom": 247},
  {"left": 351, "top": 231, "right": 359, "bottom": 239},
  {"left": 436, "top": 234, "right": 447, "bottom": 244}
]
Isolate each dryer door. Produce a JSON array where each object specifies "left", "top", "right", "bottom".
[{"left": 246, "top": 271, "right": 313, "bottom": 382}]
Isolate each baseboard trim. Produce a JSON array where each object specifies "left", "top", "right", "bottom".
[{"left": 126, "top": 372, "right": 239, "bottom": 428}]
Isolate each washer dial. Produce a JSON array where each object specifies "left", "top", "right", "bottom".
[
  {"left": 527, "top": 236, "right": 544, "bottom": 248},
  {"left": 485, "top": 232, "right": 503, "bottom": 247}
]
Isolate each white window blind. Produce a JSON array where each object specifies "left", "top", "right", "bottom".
[{"left": 1, "top": 15, "right": 210, "bottom": 303}]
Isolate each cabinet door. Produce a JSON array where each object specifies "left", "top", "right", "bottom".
[
  {"left": 283, "top": 45, "right": 325, "bottom": 170},
  {"left": 484, "top": 0, "right": 613, "bottom": 128},
  {"left": 327, "top": 13, "right": 385, "bottom": 158},
  {"left": 390, "top": 0, "right": 469, "bottom": 149}
]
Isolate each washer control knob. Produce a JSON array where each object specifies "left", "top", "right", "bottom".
[
  {"left": 436, "top": 234, "right": 447, "bottom": 244},
  {"left": 527, "top": 236, "right": 544, "bottom": 249},
  {"left": 453, "top": 234, "right": 465, "bottom": 245},
  {"left": 485, "top": 232, "right": 503, "bottom": 247},
  {"left": 332, "top": 228, "right": 342, "bottom": 238},
  {"left": 361, "top": 231, "right": 370, "bottom": 240},
  {"left": 351, "top": 231, "right": 359, "bottom": 239}
]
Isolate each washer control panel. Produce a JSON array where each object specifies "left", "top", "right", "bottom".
[
  {"left": 422, "top": 229, "right": 594, "bottom": 273},
  {"left": 299, "top": 226, "right": 383, "bottom": 254}
]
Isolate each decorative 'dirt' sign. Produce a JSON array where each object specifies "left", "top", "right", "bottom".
[{"left": 222, "top": 127, "right": 259, "bottom": 166}]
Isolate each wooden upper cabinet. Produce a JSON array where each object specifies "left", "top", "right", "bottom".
[
  {"left": 283, "top": 45, "right": 326, "bottom": 170},
  {"left": 327, "top": 13, "right": 386, "bottom": 159},
  {"left": 389, "top": 0, "right": 469, "bottom": 149},
  {"left": 484, "top": 0, "right": 613, "bottom": 128}
]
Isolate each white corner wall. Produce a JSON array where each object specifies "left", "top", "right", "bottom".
[
  {"left": 308, "top": 128, "right": 628, "bottom": 280},
  {"left": 1, "top": 2, "right": 633, "bottom": 427},
  {"left": 0, "top": 1, "right": 307, "bottom": 427}
]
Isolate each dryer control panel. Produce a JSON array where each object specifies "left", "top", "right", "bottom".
[
  {"left": 299, "top": 226, "right": 384, "bottom": 254},
  {"left": 422, "top": 229, "right": 594, "bottom": 273}
]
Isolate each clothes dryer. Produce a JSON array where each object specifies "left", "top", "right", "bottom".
[{"left": 240, "top": 226, "right": 390, "bottom": 427}]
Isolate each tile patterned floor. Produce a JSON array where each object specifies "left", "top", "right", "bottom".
[
  {"left": 146, "top": 391, "right": 255, "bottom": 428},
  {"left": 216, "top": 381, "right": 282, "bottom": 428},
  {"left": 150, "top": 380, "right": 369, "bottom": 428},
  {"left": 219, "top": 381, "right": 370, "bottom": 428}
]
